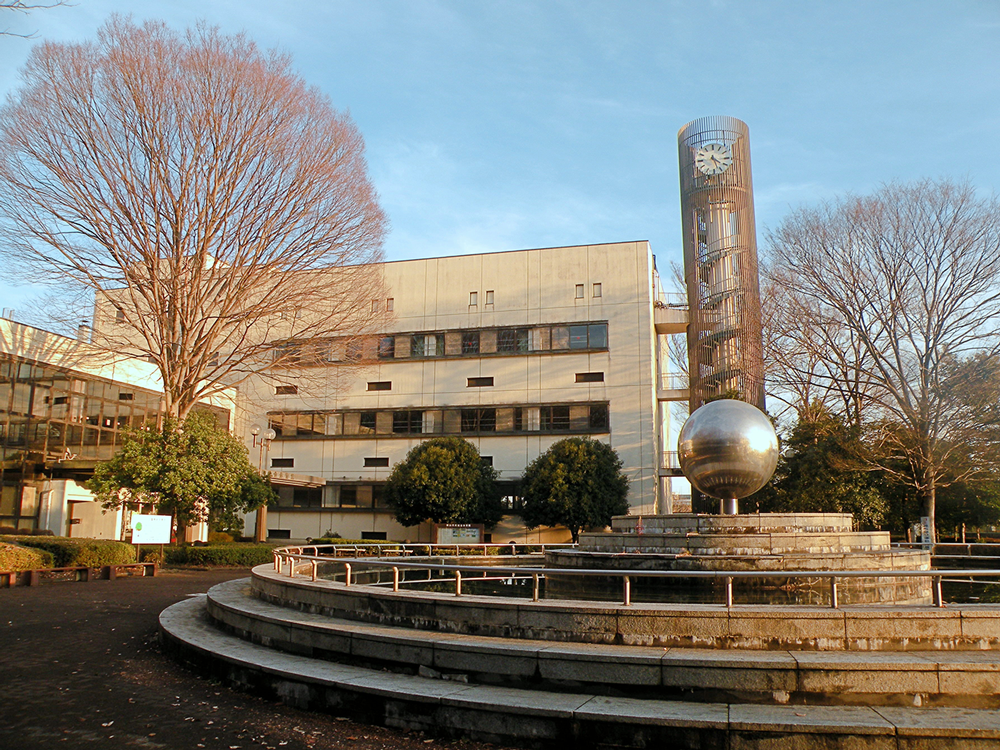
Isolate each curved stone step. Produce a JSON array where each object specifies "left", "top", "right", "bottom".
[
  {"left": 160, "top": 592, "right": 1000, "bottom": 749},
  {"left": 206, "top": 578, "right": 1000, "bottom": 708}
]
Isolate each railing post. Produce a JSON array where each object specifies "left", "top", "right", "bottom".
[
  {"left": 623, "top": 575, "right": 631, "bottom": 606},
  {"left": 344, "top": 562, "right": 352, "bottom": 586},
  {"left": 933, "top": 575, "right": 944, "bottom": 607},
  {"left": 393, "top": 566, "right": 400, "bottom": 592},
  {"left": 532, "top": 573, "right": 540, "bottom": 602},
  {"left": 830, "top": 577, "right": 839, "bottom": 609},
  {"left": 274, "top": 554, "right": 281, "bottom": 572},
  {"left": 455, "top": 569, "right": 462, "bottom": 597},
  {"left": 725, "top": 576, "right": 733, "bottom": 608},
  {"left": 311, "top": 560, "right": 318, "bottom": 582},
  {"left": 288, "top": 557, "right": 296, "bottom": 578}
]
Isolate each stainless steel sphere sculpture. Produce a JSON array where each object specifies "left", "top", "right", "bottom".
[{"left": 677, "top": 399, "right": 779, "bottom": 514}]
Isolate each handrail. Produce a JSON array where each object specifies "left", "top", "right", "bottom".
[{"left": 269, "top": 544, "right": 1000, "bottom": 610}]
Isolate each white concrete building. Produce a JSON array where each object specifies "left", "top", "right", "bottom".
[{"left": 244, "top": 241, "right": 686, "bottom": 542}]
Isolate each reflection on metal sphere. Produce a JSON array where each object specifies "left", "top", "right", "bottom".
[{"left": 677, "top": 400, "right": 778, "bottom": 514}]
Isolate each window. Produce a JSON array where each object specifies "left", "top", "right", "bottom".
[
  {"left": 118, "top": 392, "right": 135, "bottom": 400},
  {"left": 386, "top": 298, "right": 394, "bottom": 312},
  {"left": 345, "top": 339, "right": 364, "bottom": 362},
  {"left": 541, "top": 405, "right": 571, "bottom": 431},
  {"left": 364, "top": 457, "right": 389, "bottom": 467},
  {"left": 392, "top": 410, "right": 423, "bottom": 434},
  {"left": 575, "top": 284, "right": 584, "bottom": 299},
  {"left": 339, "top": 485, "right": 357, "bottom": 507},
  {"left": 576, "top": 372, "right": 604, "bottom": 383},
  {"left": 469, "top": 291, "right": 478, "bottom": 306},
  {"left": 593, "top": 283, "right": 602, "bottom": 298},
  {"left": 467, "top": 377, "right": 494, "bottom": 387},
  {"left": 485, "top": 290, "right": 494, "bottom": 305},
  {"left": 114, "top": 309, "right": 126, "bottom": 323},
  {"left": 589, "top": 404, "right": 610, "bottom": 431},
  {"left": 359, "top": 411, "right": 377, "bottom": 434},
  {"left": 480, "top": 456, "right": 493, "bottom": 466},
  {"left": 271, "top": 457, "right": 294, "bottom": 469},
  {"left": 410, "top": 334, "right": 425, "bottom": 357},
  {"left": 371, "top": 299, "right": 379, "bottom": 313},
  {"left": 461, "top": 331, "right": 480, "bottom": 354},
  {"left": 461, "top": 408, "right": 496, "bottom": 432},
  {"left": 275, "top": 385, "right": 298, "bottom": 395},
  {"left": 367, "top": 381, "right": 391, "bottom": 391},
  {"left": 569, "top": 325, "right": 589, "bottom": 349},
  {"left": 497, "top": 328, "right": 529, "bottom": 353},
  {"left": 589, "top": 322, "right": 608, "bottom": 348},
  {"left": 378, "top": 336, "right": 395, "bottom": 359},
  {"left": 361, "top": 531, "right": 388, "bottom": 540}
]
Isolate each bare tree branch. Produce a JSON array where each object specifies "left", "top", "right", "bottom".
[{"left": 1, "top": 1, "right": 69, "bottom": 38}]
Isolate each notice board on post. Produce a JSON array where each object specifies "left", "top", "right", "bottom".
[
  {"left": 434, "top": 524, "right": 484, "bottom": 545},
  {"left": 131, "top": 514, "right": 172, "bottom": 545}
]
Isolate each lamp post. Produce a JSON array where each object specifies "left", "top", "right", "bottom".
[{"left": 250, "top": 423, "right": 276, "bottom": 543}]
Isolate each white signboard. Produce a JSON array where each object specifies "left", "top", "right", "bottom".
[
  {"left": 435, "top": 525, "right": 483, "bottom": 545},
  {"left": 131, "top": 514, "right": 172, "bottom": 545}
]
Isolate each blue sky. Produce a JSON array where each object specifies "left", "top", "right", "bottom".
[{"left": 2, "top": 0, "right": 999, "bottom": 311}]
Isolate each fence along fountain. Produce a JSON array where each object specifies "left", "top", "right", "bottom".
[{"left": 549, "top": 399, "right": 932, "bottom": 604}]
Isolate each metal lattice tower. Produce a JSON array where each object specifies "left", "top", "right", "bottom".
[{"left": 677, "top": 116, "right": 765, "bottom": 412}]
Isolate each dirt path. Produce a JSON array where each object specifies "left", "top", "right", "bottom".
[{"left": 0, "top": 568, "right": 505, "bottom": 750}]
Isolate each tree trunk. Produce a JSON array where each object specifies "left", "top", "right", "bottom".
[{"left": 924, "top": 470, "right": 937, "bottom": 545}]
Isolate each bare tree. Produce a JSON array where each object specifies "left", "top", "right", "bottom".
[
  {"left": 0, "top": 17, "right": 389, "bottom": 420},
  {"left": 765, "top": 180, "right": 1000, "bottom": 542}
]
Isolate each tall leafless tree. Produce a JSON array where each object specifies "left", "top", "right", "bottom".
[
  {"left": 0, "top": 17, "right": 389, "bottom": 420},
  {"left": 765, "top": 180, "right": 1000, "bottom": 542}
]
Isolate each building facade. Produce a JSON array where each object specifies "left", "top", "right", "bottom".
[{"left": 243, "top": 241, "right": 679, "bottom": 542}]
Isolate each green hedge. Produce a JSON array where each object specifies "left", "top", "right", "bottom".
[
  {"left": 0, "top": 542, "right": 54, "bottom": 570},
  {"left": 139, "top": 543, "right": 276, "bottom": 567},
  {"left": 3, "top": 537, "right": 136, "bottom": 567}
]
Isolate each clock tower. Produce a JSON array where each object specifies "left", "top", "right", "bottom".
[{"left": 677, "top": 115, "right": 765, "bottom": 412}]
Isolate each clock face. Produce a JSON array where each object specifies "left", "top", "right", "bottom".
[{"left": 695, "top": 143, "right": 733, "bottom": 176}]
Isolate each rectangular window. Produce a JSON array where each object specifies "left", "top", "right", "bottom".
[
  {"left": 346, "top": 339, "right": 364, "bottom": 361},
  {"left": 469, "top": 291, "right": 478, "bottom": 306},
  {"left": 576, "top": 372, "right": 604, "bottom": 383},
  {"left": 361, "top": 530, "right": 388, "bottom": 540},
  {"left": 410, "top": 334, "right": 425, "bottom": 357},
  {"left": 589, "top": 322, "right": 608, "bottom": 348},
  {"left": 593, "top": 283, "right": 602, "bottom": 298},
  {"left": 118, "top": 392, "right": 134, "bottom": 401},
  {"left": 271, "top": 457, "right": 294, "bottom": 469},
  {"left": 467, "top": 377, "right": 494, "bottom": 387},
  {"left": 481, "top": 456, "right": 493, "bottom": 466},
  {"left": 339, "top": 485, "right": 357, "bottom": 507},
  {"left": 551, "top": 326, "right": 570, "bottom": 349},
  {"left": 364, "top": 457, "right": 389, "bottom": 467},
  {"left": 392, "top": 410, "right": 423, "bottom": 434},
  {"left": 275, "top": 385, "right": 298, "bottom": 395},
  {"left": 497, "top": 328, "right": 530, "bottom": 353},
  {"left": 367, "top": 381, "right": 391, "bottom": 391},
  {"left": 386, "top": 298, "right": 394, "bottom": 312},
  {"left": 371, "top": 299, "right": 379, "bottom": 313},
  {"left": 461, "top": 408, "right": 496, "bottom": 432},
  {"left": 569, "top": 324, "right": 589, "bottom": 349},
  {"left": 114, "top": 309, "right": 126, "bottom": 323},
  {"left": 589, "top": 404, "right": 610, "bottom": 431},
  {"left": 378, "top": 336, "right": 395, "bottom": 359},
  {"left": 575, "top": 284, "right": 584, "bottom": 299},
  {"left": 461, "top": 331, "right": 480, "bottom": 354},
  {"left": 541, "top": 405, "right": 571, "bottom": 431},
  {"left": 359, "top": 411, "right": 377, "bottom": 434},
  {"left": 485, "top": 290, "right": 494, "bottom": 305}
]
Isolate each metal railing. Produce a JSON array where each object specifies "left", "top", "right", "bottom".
[{"left": 269, "top": 544, "right": 1000, "bottom": 610}]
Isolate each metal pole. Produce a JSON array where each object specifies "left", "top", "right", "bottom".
[
  {"left": 933, "top": 576, "right": 944, "bottom": 607},
  {"left": 725, "top": 576, "right": 733, "bottom": 608},
  {"left": 455, "top": 569, "right": 462, "bottom": 597},
  {"left": 344, "top": 562, "right": 351, "bottom": 586},
  {"left": 623, "top": 575, "right": 631, "bottom": 606},
  {"left": 532, "top": 573, "right": 540, "bottom": 602},
  {"left": 311, "top": 560, "right": 318, "bottom": 582},
  {"left": 392, "top": 566, "right": 399, "bottom": 592},
  {"left": 830, "top": 577, "right": 838, "bottom": 609}
]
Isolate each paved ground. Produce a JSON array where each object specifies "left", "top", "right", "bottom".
[{"left": 0, "top": 569, "right": 505, "bottom": 750}]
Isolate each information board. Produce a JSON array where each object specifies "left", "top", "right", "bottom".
[{"left": 131, "top": 514, "right": 172, "bottom": 545}]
